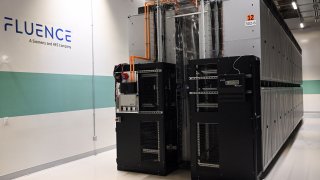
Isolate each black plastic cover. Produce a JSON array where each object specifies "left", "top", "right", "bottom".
[{"left": 120, "top": 82, "right": 137, "bottom": 94}]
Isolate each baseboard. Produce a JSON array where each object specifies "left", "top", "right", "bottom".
[
  {"left": 304, "top": 112, "right": 320, "bottom": 118},
  {"left": 0, "top": 145, "right": 116, "bottom": 180},
  {"left": 304, "top": 111, "right": 320, "bottom": 113}
]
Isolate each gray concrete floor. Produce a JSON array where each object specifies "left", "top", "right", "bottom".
[
  {"left": 16, "top": 116, "right": 320, "bottom": 180},
  {"left": 264, "top": 117, "right": 320, "bottom": 180}
]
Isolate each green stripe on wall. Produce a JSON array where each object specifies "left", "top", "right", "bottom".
[
  {"left": 0, "top": 72, "right": 114, "bottom": 117},
  {"left": 303, "top": 80, "right": 320, "bottom": 94},
  {"left": 1, "top": 72, "right": 315, "bottom": 117}
]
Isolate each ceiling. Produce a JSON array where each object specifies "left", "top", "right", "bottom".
[{"left": 273, "top": 0, "right": 320, "bottom": 29}]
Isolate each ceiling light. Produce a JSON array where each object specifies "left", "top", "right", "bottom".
[
  {"left": 292, "top": 1, "right": 298, "bottom": 10},
  {"left": 300, "top": 22, "right": 304, "bottom": 28}
]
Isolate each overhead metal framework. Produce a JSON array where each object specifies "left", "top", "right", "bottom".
[{"left": 273, "top": 0, "right": 320, "bottom": 23}]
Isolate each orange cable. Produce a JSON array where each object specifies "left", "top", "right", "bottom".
[{"left": 129, "top": 2, "right": 154, "bottom": 81}]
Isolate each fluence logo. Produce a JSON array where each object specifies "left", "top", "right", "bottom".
[{"left": 3, "top": 17, "right": 72, "bottom": 43}]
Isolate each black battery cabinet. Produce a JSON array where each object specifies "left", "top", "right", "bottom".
[
  {"left": 188, "top": 56, "right": 261, "bottom": 180},
  {"left": 188, "top": 56, "right": 302, "bottom": 180},
  {"left": 114, "top": 56, "right": 303, "bottom": 180},
  {"left": 114, "top": 63, "right": 178, "bottom": 175}
]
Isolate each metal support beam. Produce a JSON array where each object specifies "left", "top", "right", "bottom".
[
  {"left": 166, "top": 11, "right": 206, "bottom": 19},
  {"left": 199, "top": 0, "right": 206, "bottom": 59},
  {"left": 157, "top": 0, "right": 163, "bottom": 62}
]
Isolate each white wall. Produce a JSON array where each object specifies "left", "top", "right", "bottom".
[
  {"left": 93, "top": 0, "right": 145, "bottom": 76},
  {"left": 293, "top": 26, "right": 320, "bottom": 81},
  {"left": 292, "top": 25, "right": 320, "bottom": 112},
  {"left": 0, "top": 0, "right": 144, "bottom": 177}
]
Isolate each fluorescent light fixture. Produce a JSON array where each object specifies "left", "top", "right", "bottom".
[
  {"left": 300, "top": 22, "right": 304, "bottom": 28},
  {"left": 292, "top": 1, "right": 298, "bottom": 10}
]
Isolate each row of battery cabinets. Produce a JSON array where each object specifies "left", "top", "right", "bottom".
[
  {"left": 260, "top": 1, "right": 302, "bottom": 85},
  {"left": 261, "top": 87, "right": 303, "bottom": 170}
]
